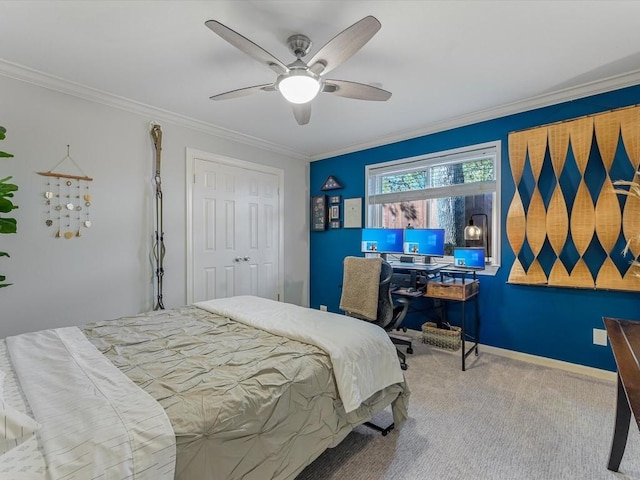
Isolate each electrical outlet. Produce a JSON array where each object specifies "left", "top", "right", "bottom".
[
  {"left": 319, "top": 305, "right": 327, "bottom": 311},
  {"left": 593, "top": 328, "right": 608, "bottom": 346}
]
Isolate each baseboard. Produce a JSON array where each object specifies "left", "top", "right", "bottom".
[
  {"left": 402, "top": 329, "right": 616, "bottom": 381},
  {"left": 476, "top": 344, "right": 617, "bottom": 382}
]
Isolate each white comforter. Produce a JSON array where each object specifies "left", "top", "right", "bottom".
[
  {"left": 195, "top": 295, "right": 405, "bottom": 413},
  {"left": 7, "top": 327, "right": 176, "bottom": 480}
]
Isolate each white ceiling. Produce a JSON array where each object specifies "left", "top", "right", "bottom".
[{"left": 2, "top": 1, "right": 640, "bottom": 161}]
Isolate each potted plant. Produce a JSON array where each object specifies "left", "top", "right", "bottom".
[
  {"left": 615, "top": 172, "right": 640, "bottom": 280},
  {"left": 0, "top": 126, "right": 17, "bottom": 288}
]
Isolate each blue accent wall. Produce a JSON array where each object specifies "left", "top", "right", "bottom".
[{"left": 310, "top": 85, "right": 640, "bottom": 372}]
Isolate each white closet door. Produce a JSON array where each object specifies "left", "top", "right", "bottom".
[{"left": 190, "top": 156, "right": 280, "bottom": 303}]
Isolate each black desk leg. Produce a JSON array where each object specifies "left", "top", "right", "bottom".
[
  {"left": 461, "top": 295, "right": 481, "bottom": 371},
  {"left": 474, "top": 294, "right": 480, "bottom": 356},
  {"left": 461, "top": 301, "right": 466, "bottom": 371},
  {"left": 608, "top": 373, "right": 631, "bottom": 471}
]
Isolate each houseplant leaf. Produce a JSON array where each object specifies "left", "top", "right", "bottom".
[
  {"left": 0, "top": 273, "right": 11, "bottom": 288},
  {"left": 0, "top": 217, "right": 17, "bottom": 234},
  {"left": 0, "top": 126, "right": 16, "bottom": 286},
  {"left": 0, "top": 197, "right": 16, "bottom": 213}
]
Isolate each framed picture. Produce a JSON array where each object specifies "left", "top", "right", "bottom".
[
  {"left": 343, "top": 197, "right": 362, "bottom": 228},
  {"left": 329, "top": 195, "right": 341, "bottom": 204},
  {"left": 330, "top": 220, "right": 341, "bottom": 229},
  {"left": 330, "top": 205, "right": 340, "bottom": 220},
  {"left": 311, "top": 195, "right": 327, "bottom": 231},
  {"left": 321, "top": 175, "right": 343, "bottom": 191}
]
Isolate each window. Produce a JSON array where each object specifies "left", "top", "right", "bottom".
[{"left": 366, "top": 141, "right": 500, "bottom": 265}]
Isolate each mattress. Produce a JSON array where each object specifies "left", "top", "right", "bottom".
[
  {"left": 83, "top": 301, "right": 409, "bottom": 480},
  {"left": 1, "top": 297, "right": 408, "bottom": 480},
  {"left": 0, "top": 339, "right": 47, "bottom": 478},
  {"left": 1, "top": 328, "right": 176, "bottom": 480}
]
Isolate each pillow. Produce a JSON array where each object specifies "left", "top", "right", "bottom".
[{"left": 0, "top": 370, "right": 41, "bottom": 455}]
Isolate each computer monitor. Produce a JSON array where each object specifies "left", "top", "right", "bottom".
[
  {"left": 453, "top": 247, "right": 486, "bottom": 270},
  {"left": 361, "top": 228, "right": 404, "bottom": 255},
  {"left": 403, "top": 228, "right": 445, "bottom": 257}
]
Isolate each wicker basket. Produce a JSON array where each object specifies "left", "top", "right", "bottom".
[{"left": 422, "top": 322, "right": 461, "bottom": 351}]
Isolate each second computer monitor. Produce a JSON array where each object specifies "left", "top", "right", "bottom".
[{"left": 403, "top": 228, "right": 445, "bottom": 257}]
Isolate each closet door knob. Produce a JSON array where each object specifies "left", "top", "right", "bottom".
[{"left": 243, "top": 256, "right": 251, "bottom": 262}]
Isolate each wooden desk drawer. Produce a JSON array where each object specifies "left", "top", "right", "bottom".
[{"left": 426, "top": 279, "right": 479, "bottom": 300}]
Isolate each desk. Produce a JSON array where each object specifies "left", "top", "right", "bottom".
[
  {"left": 390, "top": 263, "right": 480, "bottom": 371},
  {"left": 388, "top": 261, "right": 450, "bottom": 273},
  {"left": 389, "top": 261, "right": 449, "bottom": 291},
  {"left": 425, "top": 271, "right": 479, "bottom": 371},
  {"left": 603, "top": 317, "right": 640, "bottom": 472}
]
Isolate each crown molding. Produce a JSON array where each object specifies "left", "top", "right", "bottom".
[
  {"left": 311, "top": 69, "right": 640, "bottom": 162},
  {"left": 3, "top": 58, "right": 640, "bottom": 164},
  {"left": 0, "top": 58, "right": 310, "bottom": 162}
]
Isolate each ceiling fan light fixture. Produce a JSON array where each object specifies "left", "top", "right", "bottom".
[{"left": 277, "top": 71, "right": 321, "bottom": 104}]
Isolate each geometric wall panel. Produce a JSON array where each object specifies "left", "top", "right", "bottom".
[{"left": 507, "top": 105, "right": 640, "bottom": 291}]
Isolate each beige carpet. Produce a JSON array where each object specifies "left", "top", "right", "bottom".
[{"left": 297, "top": 336, "right": 640, "bottom": 480}]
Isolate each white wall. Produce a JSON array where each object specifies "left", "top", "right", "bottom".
[{"left": 0, "top": 75, "right": 310, "bottom": 338}]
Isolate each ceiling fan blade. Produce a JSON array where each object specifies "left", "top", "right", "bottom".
[
  {"left": 210, "top": 84, "right": 275, "bottom": 101},
  {"left": 205, "top": 20, "right": 288, "bottom": 75},
  {"left": 307, "top": 16, "right": 381, "bottom": 76},
  {"left": 323, "top": 80, "right": 391, "bottom": 101},
  {"left": 292, "top": 103, "right": 311, "bottom": 125}
]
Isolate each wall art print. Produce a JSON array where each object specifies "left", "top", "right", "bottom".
[{"left": 506, "top": 105, "right": 640, "bottom": 292}]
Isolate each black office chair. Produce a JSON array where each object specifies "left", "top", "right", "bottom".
[
  {"left": 378, "top": 260, "right": 414, "bottom": 370},
  {"left": 341, "top": 258, "right": 413, "bottom": 370}
]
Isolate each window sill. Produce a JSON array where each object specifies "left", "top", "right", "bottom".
[
  {"left": 476, "top": 264, "right": 499, "bottom": 276},
  {"left": 439, "top": 256, "right": 499, "bottom": 276}
]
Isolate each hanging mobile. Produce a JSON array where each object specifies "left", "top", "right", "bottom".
[
  {"left": 63, "top": 210, "right": 73, "bottom": 239},
  {"left": 55, "top": 181, "right": 62, "bottom": 238},
  {"left": 84, "top": 181, "right": 92, "bottom": 228},
  {"left": 44, "top": 179, "right": 53, "bottom": 227},
  {"left": 37, "top": 145, "right": 93, "bottom": 239},
  {"left": 75, "top": 180, "right": 82, "bottom": 237}
]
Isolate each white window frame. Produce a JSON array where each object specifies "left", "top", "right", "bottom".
[{"left": 365, "top": 140, "right": 501, "bottom": 271}]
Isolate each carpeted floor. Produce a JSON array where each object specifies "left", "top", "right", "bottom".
[{"left": 297, "top": 336, "right": 640, "bottom": 479}]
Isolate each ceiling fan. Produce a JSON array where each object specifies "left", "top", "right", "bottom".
[{"left": 205, "top": 16, "right": 391, "bottom": 125}]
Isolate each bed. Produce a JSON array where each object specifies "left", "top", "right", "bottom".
[{"left": 1, "top": 295, "right": 409, "bottom": 479}]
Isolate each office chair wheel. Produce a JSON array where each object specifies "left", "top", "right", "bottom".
[
  {"left": 407, "top": 347, "right": 414, "bottom": 354},
  {"left": 401, "top": 363, "right": 408, "bottom": 370}
]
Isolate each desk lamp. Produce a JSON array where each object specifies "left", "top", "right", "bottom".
[{"left": 464, "top": 213, "right": 491, "bottom": 261}]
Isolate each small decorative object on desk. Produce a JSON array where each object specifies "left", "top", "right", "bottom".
[{"left": 422, "top": 322, "right": 461, "bottom": 351}]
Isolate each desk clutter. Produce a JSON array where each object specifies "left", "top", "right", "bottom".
[{"left": 390, "top": 286, "right": 424, "bottom": 297}]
